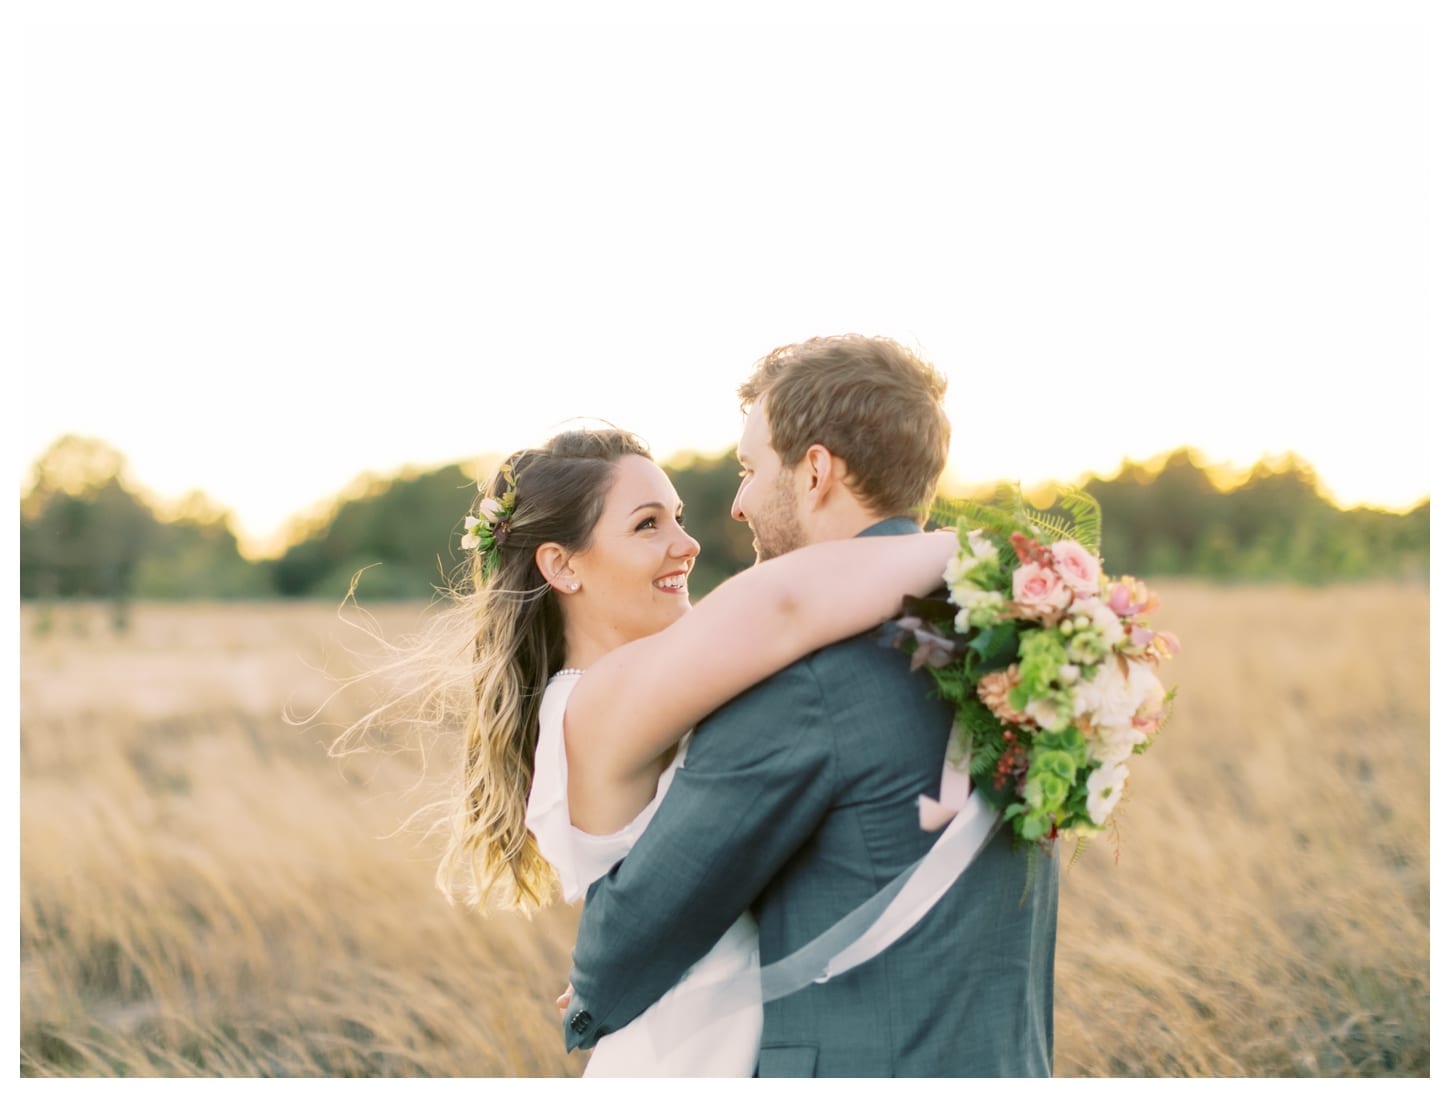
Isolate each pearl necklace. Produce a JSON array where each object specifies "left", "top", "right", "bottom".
[{"left": 551, "top": 668, "right": 586, "bottom": 679}]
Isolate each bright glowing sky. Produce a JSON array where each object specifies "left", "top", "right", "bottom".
[{"left": 12, "top": 0, "right": 1438, "bottom": 557}]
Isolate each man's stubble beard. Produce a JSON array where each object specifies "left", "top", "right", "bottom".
[{"left": 750, "top": 472, "right": 809, "bottom": 563}]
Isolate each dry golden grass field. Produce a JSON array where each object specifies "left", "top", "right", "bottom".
[{"left": 17, "top": 582, "right": 1430, "bottom": 1077}]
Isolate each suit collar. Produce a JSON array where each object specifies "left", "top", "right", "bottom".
[{"left": 854, "top": 516, "right": 922, "bottom": 539}]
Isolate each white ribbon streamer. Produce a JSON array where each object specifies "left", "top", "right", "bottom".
[
  {"left": 807, "top": 787, "right": 997, "bottom": 985},
  {"left": 634, "top": 774, "right": 1002, "bottom": 1058}
]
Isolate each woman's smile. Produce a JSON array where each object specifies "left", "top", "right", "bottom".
[{"left": 653, "top": 568, "right": 690, "bottom": 595}]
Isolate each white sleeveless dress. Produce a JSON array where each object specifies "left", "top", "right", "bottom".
[{"left": 524, "top": 674, "right": 763, "bottom": 1077}]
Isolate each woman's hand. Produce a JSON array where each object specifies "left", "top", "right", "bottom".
[{"left": 557, "top": 982, "right": 574, "bottom": 1020}]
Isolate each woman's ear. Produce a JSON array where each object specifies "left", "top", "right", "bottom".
[{"left": 535, "top": 543, "right": 580, "bottom": 593}]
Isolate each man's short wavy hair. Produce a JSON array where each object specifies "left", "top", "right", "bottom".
[{"left": 738, "top": 334, "right": 951, "bottom": 517}]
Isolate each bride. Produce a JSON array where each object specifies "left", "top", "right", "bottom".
[{"left": 410, "top": 426, "right": 955, "bottom": 1076}]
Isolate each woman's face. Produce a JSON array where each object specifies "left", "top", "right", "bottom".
[{"left": 567, "top": 455, "right": 701, "bottom": 646}]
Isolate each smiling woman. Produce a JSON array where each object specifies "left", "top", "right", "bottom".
[{"left": 535, "top": 454, "right": 702, "bottom": 663}]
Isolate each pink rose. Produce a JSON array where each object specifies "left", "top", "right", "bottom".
[
  {"left": 1107, "top": 577, "right": 1158, "bottom": 618},
  {"left": 1106, "top": 583, "right": 1134, "bottom": 616},
  {"left": 1012, "top": 561, "right": 1072, "bottom": 621},
  {"left": 1050, "top": 539, "right": 1101, "bottom": 598}
]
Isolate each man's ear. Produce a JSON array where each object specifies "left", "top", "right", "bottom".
[
  {"left": 801, "top": 444, "right": 849, "bottom": 509},
  {"left": 535, "top": 543, "right": 579, "bottom": 593}
]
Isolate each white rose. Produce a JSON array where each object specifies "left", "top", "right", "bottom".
[
  {"left": 1086, "top": 762, "right": 1129, "bottom": 825},
  {"left": 1086, "top": 738, "right": 1130, "bottom": 767},
  {"left": 1073, "top": 665, "right": 1134, "bottom": 731},
  {"left": 1085, "top": 726, "right": 1145, "bottom": 767},
  {"left": 950, "top": 581, "right": 999, "bottom": 610},
  {"left": 1079, "top": 597, "right": 1125, "bottom": 647},
  {"left": 1126, "top": 659, "right": 1166, "bottom": 715},
  {"left": 943, "top": 549, "right": 974, "bottom": 588},
  {"left": 953, "top": 589, "right": 1005, "bottom": 630},
  {"left": 967, "top": 530, "right": 998, "bottom": 565},
  {"left": 957, "top": 586, "right": 995, "bottom": 608}
]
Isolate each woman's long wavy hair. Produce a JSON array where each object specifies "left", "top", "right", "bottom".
[{"left": 328, "top": 427, "right": 651, "bottom": 914}]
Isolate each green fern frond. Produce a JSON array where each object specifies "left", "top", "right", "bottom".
[
  {"left": 929, "top": 495, "right": 1021, "bottom": 535},
  {"left": 1016, "top": 498, "right": 1083, "bottom": 547},
  {"left": 931, "top": 483, "right": 1103, "bottom": 556},
  {"left": 1068, "top": 832, "right": 1092, "bottom": 869},
  {"left": 928, "top": 664, "right": 974, "bottom": 707},
  {"left": 952, "top": 696, "right": 1002, "bottom": 740},
  {"left": 1055, "top": 484, "right": 1103, "bottom": 554},
  {"left": 968, "top": 734, "right": 1003, "bottom": 779}
]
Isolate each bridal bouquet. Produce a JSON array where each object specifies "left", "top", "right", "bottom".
[{"left": 883, "top": 486, "right": 1179, "bottom": 850}]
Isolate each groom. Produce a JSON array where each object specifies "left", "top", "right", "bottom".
[{"left": 563, "top": 335, "right": 1059, "bottom": 1076}]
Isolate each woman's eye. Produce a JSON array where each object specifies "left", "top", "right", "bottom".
[
  {"left": 635, "top": 516, "right": 657, "bottom": 531},
  {"left": 676, "top": 512, "right": 687, "bottom": 529}
]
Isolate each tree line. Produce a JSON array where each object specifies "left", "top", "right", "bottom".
[{"left": 19, "top": 436, "right": 1430, "bottom": 614}]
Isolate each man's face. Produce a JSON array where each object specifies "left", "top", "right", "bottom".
[{"left": 732, "top": 401, "right": 808, "bottom": 562}]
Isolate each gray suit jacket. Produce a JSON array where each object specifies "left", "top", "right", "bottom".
[{"left": 564, "top": 518, "right": 1058, "bottom": 1077}]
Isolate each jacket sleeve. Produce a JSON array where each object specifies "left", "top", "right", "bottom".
[{"left": 561, "top": 661, "right": 836, "bottom": 1051}]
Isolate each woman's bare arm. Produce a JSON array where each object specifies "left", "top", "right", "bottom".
[{"left": 566, "top": 528, "right": 956, "bottom": 785}]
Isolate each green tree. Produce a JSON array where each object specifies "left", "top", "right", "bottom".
[
  {"left": 21, "top": 436, "right": 1430, "bottom": 602},
  {"left": 132, "top": 493, "right": 271, "bottom": 598},
  {"left": 271, "top": 465, "right": 480, "bottom": 599},
  {"left": 20, "top": 437, "right": 159, "bottom": 622}
]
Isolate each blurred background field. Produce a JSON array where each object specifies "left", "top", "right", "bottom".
[{"left": 17, "top": 580, "right": 1429, "bottom": 1078}]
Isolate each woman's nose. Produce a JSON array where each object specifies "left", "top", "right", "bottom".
[{"left": 674, "top": 527, "right": 701, "bottom": 559}]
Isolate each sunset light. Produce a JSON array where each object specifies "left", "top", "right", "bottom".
[{"left": 17, "top": 2, "right": 1432, "bottom": 558}]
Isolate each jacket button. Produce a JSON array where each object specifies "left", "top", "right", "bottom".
[{"left": 569, "top": 1010, "right": 593, "bottom": 1035}]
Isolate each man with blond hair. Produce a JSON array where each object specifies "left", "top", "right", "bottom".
[{"left": 564, "top": 335, "right": 1058, "bottom": 1077}]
